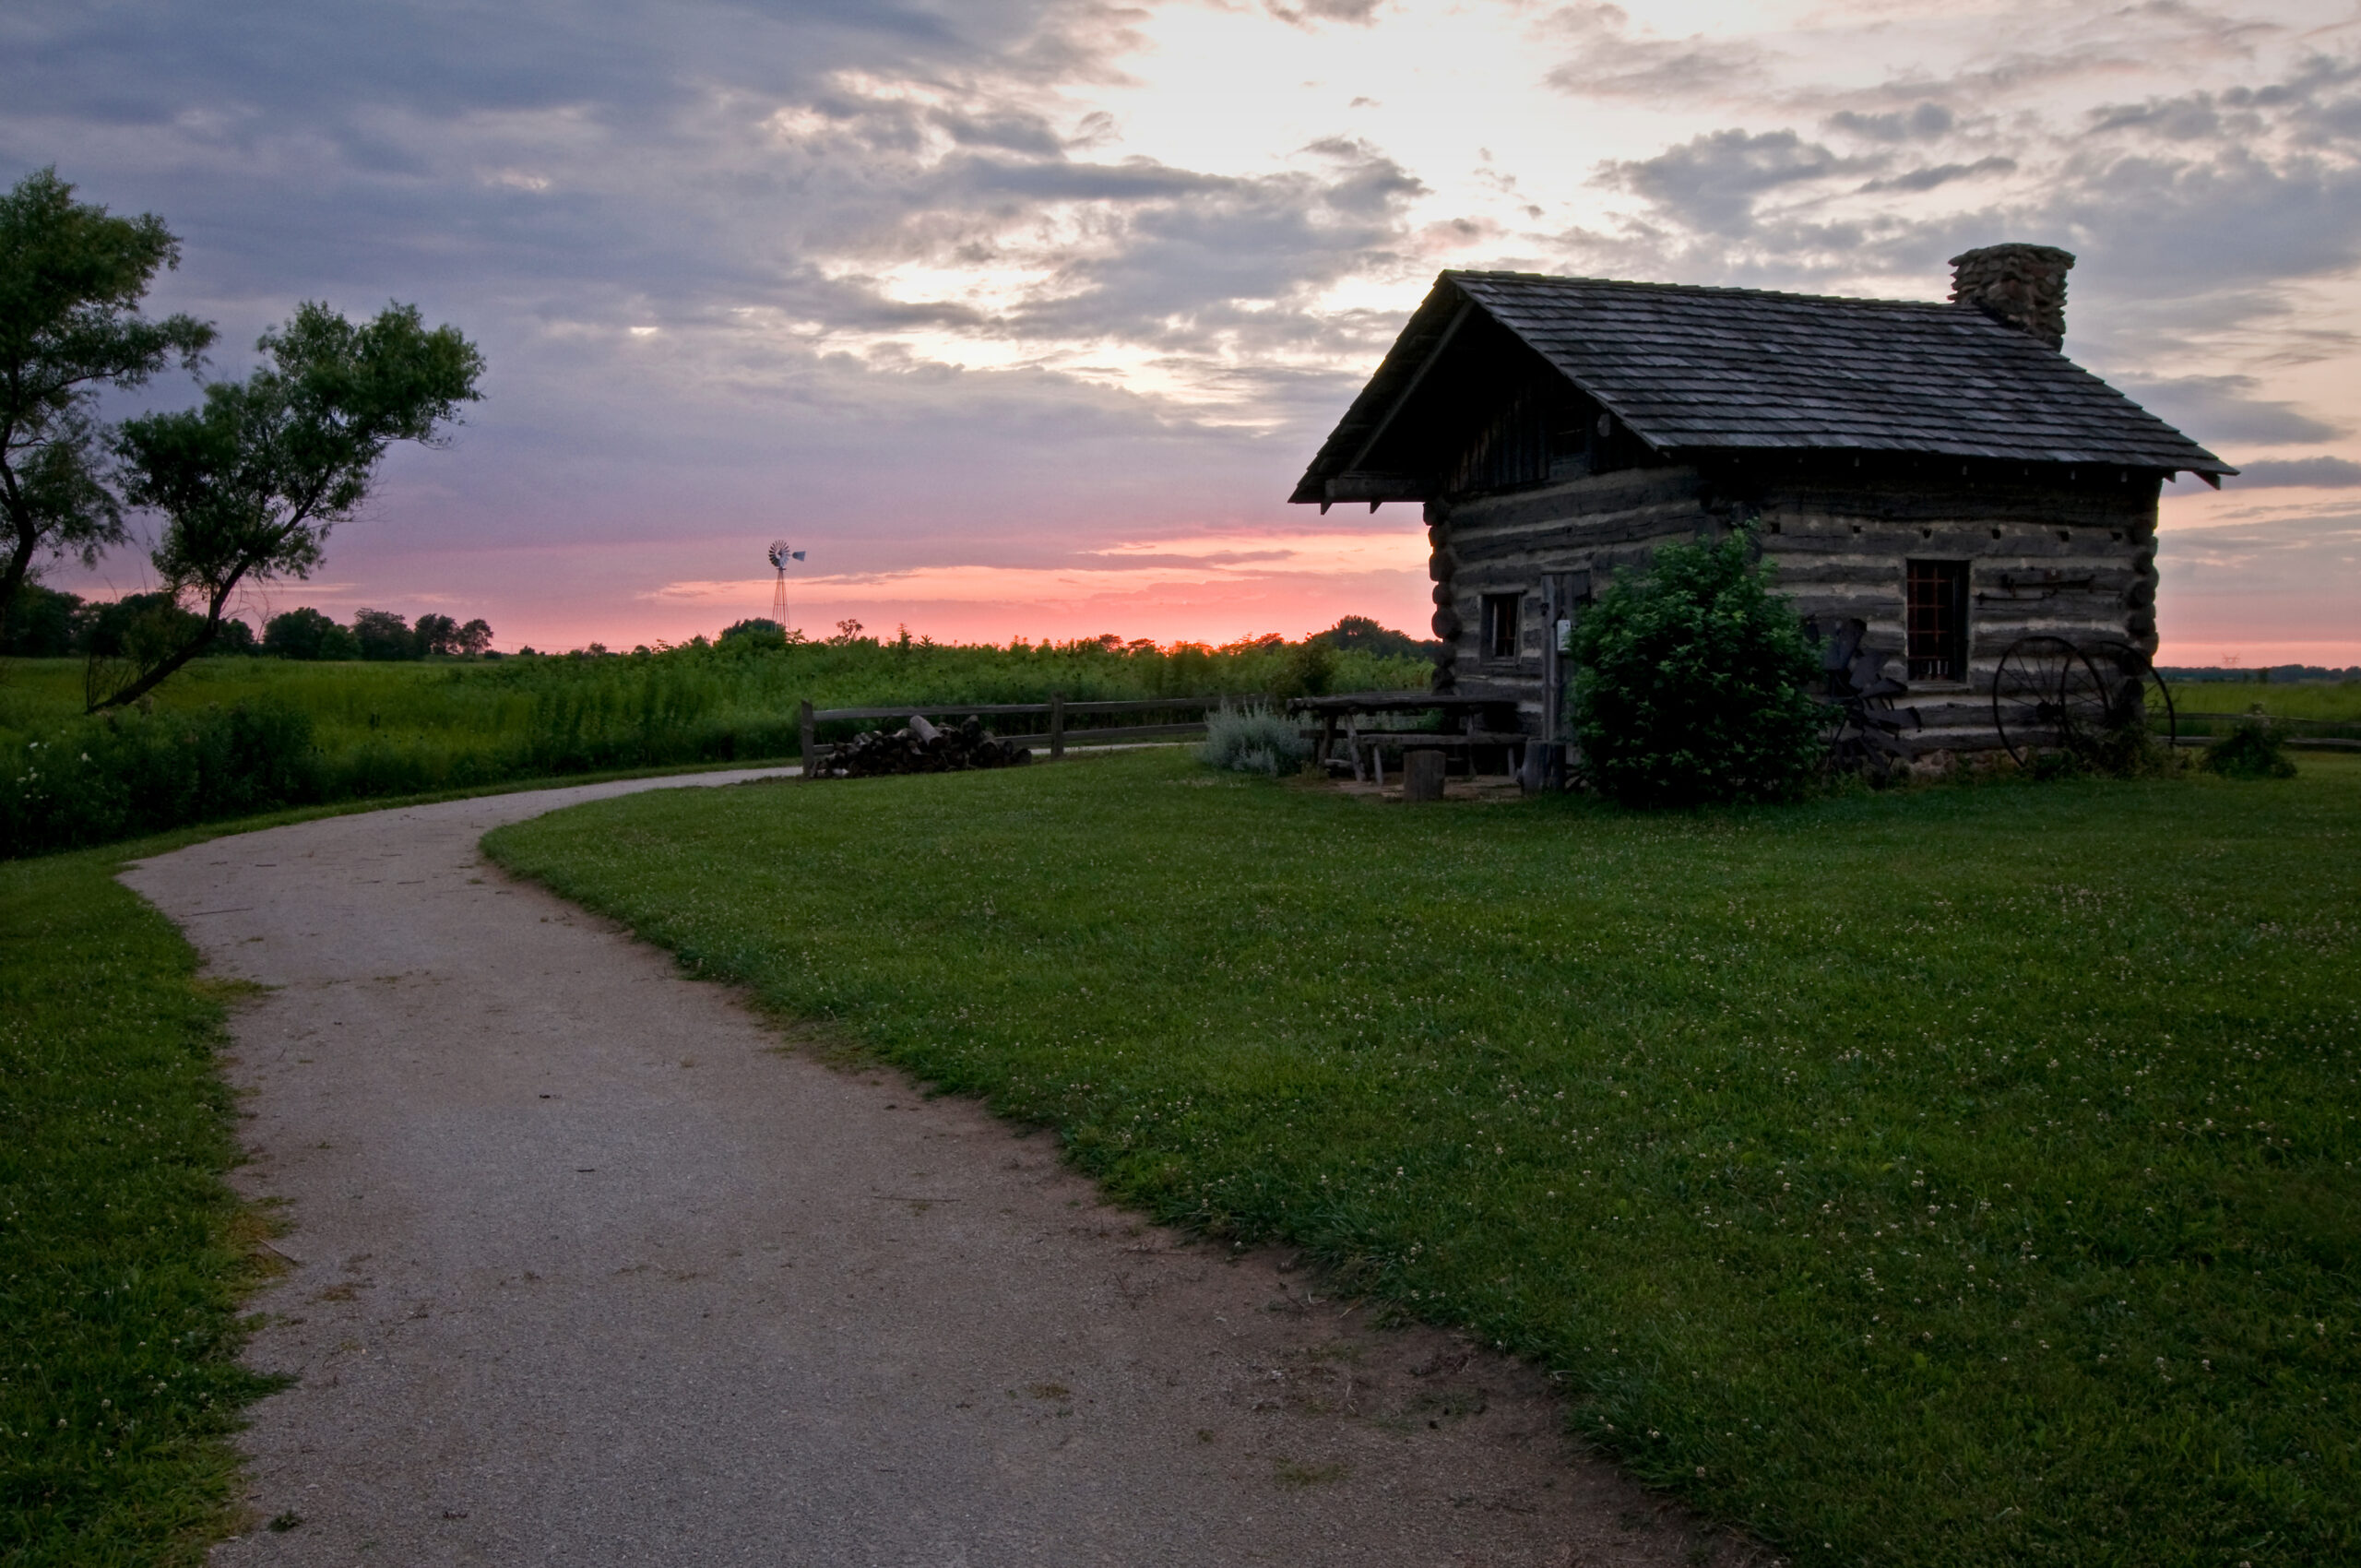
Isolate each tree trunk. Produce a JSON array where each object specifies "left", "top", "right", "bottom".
[
  {"left": 0, "top": 509, "right": 35, "bottom": 635},
  {"left": 85, "top": 580, "right": 235, "bottom": 712}
]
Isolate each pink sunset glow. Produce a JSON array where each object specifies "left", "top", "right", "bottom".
[{"left": 12, "top": 1, "right": 2358, "bottom": 661}]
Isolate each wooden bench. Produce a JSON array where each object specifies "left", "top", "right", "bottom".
[{"left": 1345, "top": 728, "right": 1529, "bottom": 786}]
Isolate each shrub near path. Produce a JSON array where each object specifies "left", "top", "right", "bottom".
[{"left": 488, "top": 752, "right": 2361, "bottom": 1568}]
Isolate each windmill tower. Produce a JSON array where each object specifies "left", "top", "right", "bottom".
[{"left": 768, "top": 540, "right": 804, "bottom": 630}]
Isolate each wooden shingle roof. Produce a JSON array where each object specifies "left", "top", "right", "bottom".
[{"left": 1290, "top": 270, "right": 2231, "bottom": 505}]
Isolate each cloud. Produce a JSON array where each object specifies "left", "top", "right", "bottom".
[
  {"left": 1568, "top": 40, "right": 2361, "bottom": 370},
  {"left": 2119, "top": 375, "right": 2345, "bottom": 446},
  {"left": 2225, "top": 456, "right": 2361, "bottom": 489},
  {"left": 2086, "top": 53, "right": 2361, "bottom": 141},
  {"left": 2160, "top": 507, "right": 2361, "bottom": 579},
  {"left": 1602, "top": 129, "right": 1868, "bottom": 236},
  {"left": 1857, "top": 157, "right": 2016, "bottom": 194},
  {"left": 1826, "top": 104, "right": 1954, "bottom": 143},
  {"left": 1543, "top": 5, "right": 1764, "bottom": 101},
  {"left": 1265, "top": 0, "right": 1385, "bottom": 27}
]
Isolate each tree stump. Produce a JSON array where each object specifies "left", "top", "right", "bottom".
[{"left": 1403, "top": 748, "right": 1447, "bottom": 802}]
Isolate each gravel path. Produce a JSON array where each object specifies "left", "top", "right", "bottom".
[{"left": 124, "top": 771, "right": 1721, "bottom": 1567}]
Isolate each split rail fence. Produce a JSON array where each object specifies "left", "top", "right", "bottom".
[{"left": 799, "top": 694, "right": 1271, "bottom": 772}]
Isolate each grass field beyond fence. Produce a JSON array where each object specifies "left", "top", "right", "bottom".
[{"left": 487, "top": 751, "right": 2361, "bottom": 1568}]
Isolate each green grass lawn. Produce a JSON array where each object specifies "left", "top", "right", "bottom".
[
  {"left": 1, "top": 842, "right": 280, "bottom": 1565},
  {"left": 487, "top": 750, "right": 2361, "bottom": 1568}
]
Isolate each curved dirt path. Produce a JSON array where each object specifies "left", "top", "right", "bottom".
[{"left": 125, "top": 772, "right": 1725, "bottom": 1567}]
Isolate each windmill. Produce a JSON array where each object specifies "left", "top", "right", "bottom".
[{"left": 768, "top": 540, "right": 805, "bottom": 630}]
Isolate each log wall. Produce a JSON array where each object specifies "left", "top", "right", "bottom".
[{"left": 1428, "top": 463, "right": 2163, "bottom": 757}]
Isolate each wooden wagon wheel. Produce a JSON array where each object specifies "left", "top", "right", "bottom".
[
  {"left": 2089, "top": 639, "right": 2177, "bottom": 751},
  {"left": 1990, "top": 636, "right": 2108, "bottom": 765}
]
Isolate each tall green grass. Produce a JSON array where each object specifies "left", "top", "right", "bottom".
[{"left": 0, "top": 637, "right": 1429, "bottom": 856}]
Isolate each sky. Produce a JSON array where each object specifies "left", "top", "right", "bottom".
[{"left": 6, "top": 0, "right": 2357, "bottom": 662}]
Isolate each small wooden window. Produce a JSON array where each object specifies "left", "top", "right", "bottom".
[
  {"left": 1481, "top": 593, "right": 1522, "bottom": 660},
  {"left": 1905, "top": 560, "right": 1970, "bottom": 681}
]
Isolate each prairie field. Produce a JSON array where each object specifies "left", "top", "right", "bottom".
[
  {"left": 487, "top": 749, "right": 2361, "bottom": 1568},
  {"left": 2165, "top": 681, "right": 2361, "bottom": 741},
  {"left": 0, "top": 638, "right": 1424, "bottom": 856}
]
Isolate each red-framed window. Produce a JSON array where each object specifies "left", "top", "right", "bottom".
[{"left": 1905, "top": 560, "right": 1970, "bottom": 681}]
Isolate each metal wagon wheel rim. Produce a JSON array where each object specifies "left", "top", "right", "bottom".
[
  {"left": 1991, "top": 636, "right": 2107, "bottom": 766},
  {"left": 2090, "top": 639, "right": 2177, "bottom": 752}
]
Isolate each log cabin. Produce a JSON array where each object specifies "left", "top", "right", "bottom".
[{"left": 1288, "top": 245, "right": 2232, "bottom": 762}]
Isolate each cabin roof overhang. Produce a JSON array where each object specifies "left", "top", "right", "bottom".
[{"left": 1290, "top": 271, "right": 2235, "bottom": 508}]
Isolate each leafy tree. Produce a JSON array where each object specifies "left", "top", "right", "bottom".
[
  {"left": 1281, "top": 637, "right": 1337, "bottom": 696},
  {"left": 351, "top": 607, "right": 416, "bottom": 661},
  {"left": 393, "top": 610, "right": 493, "bottom": 659},
  {"left": 76, "top": 590, "right": 211, "bottom": 708},
  {"left": 1310, "top": 615, "right": 1435, "bottom": 660},
  {"left": 1569, "top": 529, "right": 1824, "bottom": 807},
  {"left": 0, "top": 579, "right": 84, "bottom": 655},
  {"left": 96, "top": 301, "right": 482, "bottom": 708},
  {"left": 718, "top": 616, "right": 784, "bottom": 647},
  {"left": 261, "top": 605, "right": 358, "bottom": 660},
  {"left": 0, "top": 169, "right": 215, "bottom": 631},
  {"left": 79, "top": 589, "right": 204, "bottom": 658}
]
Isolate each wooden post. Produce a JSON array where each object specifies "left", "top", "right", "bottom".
[
  {"left": 800, "top": 700, "right": 816, "bottom": 779},
  {"left": 1050, "top": 691, "right": 1066, "bottom": 760},
  {"left": 1403, "top": 748, "right": 1446, "bottom": 802}
]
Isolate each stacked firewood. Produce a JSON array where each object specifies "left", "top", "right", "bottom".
[{"left": 811, "top": 714, "right": 1034, "bottom": 778}]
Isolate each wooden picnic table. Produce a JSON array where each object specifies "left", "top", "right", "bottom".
[{"left": 1285, "top": 692, "right": 1527, "bottom": 784}]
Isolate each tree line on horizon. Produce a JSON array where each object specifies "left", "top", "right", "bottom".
[
  {"left": 0, "top": 581, "right": 492, "bottom": 662},
  {"left": 710, "top": 613, "right": 1439, "bottom": 663}
]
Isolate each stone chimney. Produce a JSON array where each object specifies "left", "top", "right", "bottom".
[{"left": 1949, "top": 243, "right": 2074, "bottom": 350}]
